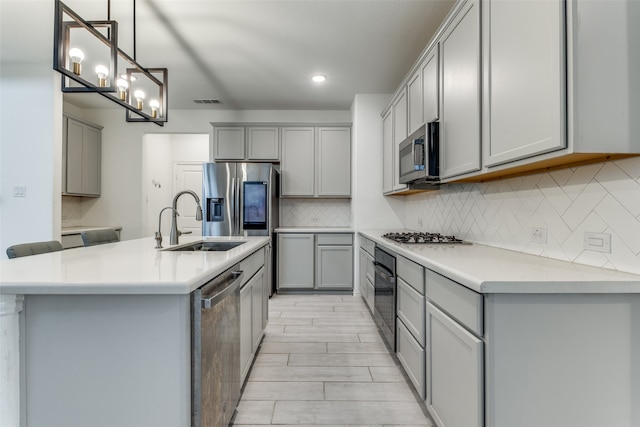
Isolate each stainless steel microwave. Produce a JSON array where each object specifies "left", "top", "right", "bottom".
[{"left": 399, "top": 121, "right": 439, "bottom": 184}]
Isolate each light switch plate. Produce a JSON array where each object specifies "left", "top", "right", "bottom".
[
  {"left": 583, "top": 232, "right": 611, "bottom": 253},
  {"left": 13, "top": 186, "right": 26, "bottom": 197}
]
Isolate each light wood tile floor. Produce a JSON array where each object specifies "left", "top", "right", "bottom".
[{"left": 233, "top": 294, "right": 435, "bottom": 426}]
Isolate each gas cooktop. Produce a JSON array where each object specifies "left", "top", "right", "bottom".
[{"left": 382, "top": 232, "right": 470, "bottom": 245}]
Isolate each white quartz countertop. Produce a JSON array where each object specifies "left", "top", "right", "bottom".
[
  {"left": 359, "top": 230, "right": 640, "bottom": 294},
  {"left": 275, "top": 227, "right": 354, "bottom": 233},
  {"left": 0, "top": 236, "right": 269, "bottom": 295}
]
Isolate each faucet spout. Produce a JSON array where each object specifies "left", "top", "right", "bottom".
[
  {"left": 155, "top": 207, "right": 179, "bottom": 248},
  {"left": 170, "top": 190, "right": 203, "bottom": 245}
]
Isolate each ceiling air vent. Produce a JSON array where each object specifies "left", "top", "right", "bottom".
[{"left": 193, "top": 99, "right": 222, "bottom": 104}]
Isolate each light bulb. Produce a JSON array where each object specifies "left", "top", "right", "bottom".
[
  {"left": 134, "top": 90, "right": 145, "bottom": 110},
  {"left": 149, "top": 100, "right": 160, "bottom": 118},
  {"left": 95, "top": 65, "right": 109, "bottom": 87},
  {"left": 312, "top": 74, "right": 327, "bottom": 83},
  {"left": 69, "top": 47, "right": 84, "bottom": 75},
  {"left": 116, "top": 78, "right": 129, "bottom": 101}
]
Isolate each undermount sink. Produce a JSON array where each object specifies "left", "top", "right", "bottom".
[{"left": 164, "top": 241, "right": 247, "bottom": 252}]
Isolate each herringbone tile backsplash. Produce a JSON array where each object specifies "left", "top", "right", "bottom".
[
  {"left": 280, "top": 199, "right": 351, "bottom": 227},
  {"left": 405, "top": 158, "right": 640, "bottom": 275}
]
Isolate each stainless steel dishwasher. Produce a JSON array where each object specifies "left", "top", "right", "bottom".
[{"left": 191, "top": 265, "right": 244, "bottom": 427}]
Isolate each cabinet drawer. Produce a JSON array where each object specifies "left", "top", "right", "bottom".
[
  {"left": 240, "top": 247, "right": 265, "bottom": 286},
  {"left": 365, "top": 252, "right": 375, "bottom": 284},
  {"left": 365, "top": 277, "right": 375, "bottom": 314},
  {"left": 397, "top": 278, "right": 426, "bottom": 346},
  {"left": 316, "top": 233, "right": 353, "bottom": 245},
  {"left": 426, "top": 269, "right": 483, "bottom": 336},
  {"left": 397, "top": 255, "right": 424, "bottom": 294},
  {"left": 359, "top": 236, "right": 375, "bottom": 256},
  {"left": 396, "top": 319, "right": 426, "bottom": 399}
]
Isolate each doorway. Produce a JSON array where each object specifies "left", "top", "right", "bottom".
[{"left": 142, "top": 134, "right": 209, "bottom": 238}]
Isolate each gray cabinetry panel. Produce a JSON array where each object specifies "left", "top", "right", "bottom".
[{"left": 277, "top": 233, "right": 315, "bottom": 289}]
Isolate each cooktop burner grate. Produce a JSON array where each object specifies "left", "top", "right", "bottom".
[{"left": 382, "top": 232, "right": 470, "bottom": 244}]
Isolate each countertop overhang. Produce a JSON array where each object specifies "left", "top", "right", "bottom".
[
  {"left": 360, "top": 229, "right": 640, "bottom": 294},
  {"left": 0, "top": 236, "right": 270, "bottom": 295}
]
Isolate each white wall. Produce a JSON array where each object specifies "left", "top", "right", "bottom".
[
  {"left": 141, "top": 133, "right": 209, "bottom": 238},
  {"left": 351, "top": 94, "right": 404, "bottom": 230},
  {"left": 75, "top": 107, "right": 351, "bottom": 240},
  {"left": 350, "top": 94, "right": 405, "bottom": 293},
  {"left": 404, "top": 158, "right": 640, "bottom": 275}
]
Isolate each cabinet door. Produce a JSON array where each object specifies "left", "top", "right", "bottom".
[
  {"left": 277, "top": 233, "right": 314, "bottom": 289},
  {"left": 408, "top": 69, "right": 423, "bottom": 135},
  {"left": 316, "top": 127, "right": 351, "bottom": 197},
  {"left": 426, "top": 302, "right": 483, "bottom": 427},
  {"left": 251, "top": 269, "right": 264, "bottom": 351},
  {"left": 382, "top": 109, "right": 394, "bottom": 194},
  {"left": 213, "top": 127, "right": 245, "bottom": 160},
  {"left": 65, "top": 118, "right": 85, "bottom": 195},
  {"left": 240, "top": 281, "right": 253, "bottom": 381},
  {"left": 397, "top": 278, "right": 426, "bottom": 346},
  {"left": 392, "top": 88, "right": 408, "bottom": 145},
  {"left": 280, "top": 127, "right": 315, "bottom": 197},
  {"left": 392, "top": 90, "right": 409, "bottom": 191},
  {"left": 359, "top": 248, "right": 368, "bottom": 298},
  {"left": 247, "top": 126, "right": 279, "bottom": 161},
  {"left": 65, "top": 117, "right": 101, "bottom": 196},
  {"left": 315, "top": 245, "right": 353, "bottom": 290},
  {"left": 397, "top": 319, "right": 426, "bottom": 399},
  {"left": 422, "top": 45, "right": 439, "bottom": 123},
  {"left": 440, "top": 0, "right": 481, "bottom": 179},
  {"left": 484, "top": 0, "right": 565, "bottom": 167}
]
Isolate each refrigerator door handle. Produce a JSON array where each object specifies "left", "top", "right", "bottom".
[{"left": 231, "top": 177, "right": 237, "bottom": 235}]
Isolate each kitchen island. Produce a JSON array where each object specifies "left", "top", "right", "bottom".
[
  {"left": 0, "top": 235, "right": 270, "bottom": 427},
  {"left": 360, "top": 229, "right": 640, "bottom": 427}
]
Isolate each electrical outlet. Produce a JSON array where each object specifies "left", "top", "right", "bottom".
[
  {"left": 311, "top": 216, "right": 320, "bottom": 223},
  {"left": 13, "top": 186, "right": 26, "bottom": 197},
  {"left": 417, "top": 218, "right": 423, "bottom": 227},
  {"left": 530, "top": 227, "right": 547, "bottom": 244},
  {"left": 584, "top": 232, "right": 611, "bottom": 253}
]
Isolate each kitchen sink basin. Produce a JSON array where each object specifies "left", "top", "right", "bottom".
[{"left": 165, "top": 241, "right": 247, "bottom": 252}]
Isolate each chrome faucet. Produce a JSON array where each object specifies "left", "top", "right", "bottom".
[
  {"left": 155, "top": 207, "right": 179, "bottom": 248},
  {"left": 170, "top": 190, "right": 203, "bottom": 245}
]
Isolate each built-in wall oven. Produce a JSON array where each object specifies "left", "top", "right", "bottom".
[{"left": 373, "top": 246, "right": 397, "bottom": 352}]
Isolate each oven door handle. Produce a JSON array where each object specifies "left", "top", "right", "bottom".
[{"left": 373, "top": 262, "right": 395, "bottom": 284}]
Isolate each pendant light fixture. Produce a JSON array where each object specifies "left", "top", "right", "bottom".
[{"left": 53, "top": 0, "right": 168, "bottom": 126}]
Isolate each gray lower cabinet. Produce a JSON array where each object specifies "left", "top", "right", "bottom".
[
  {"left": 63, "top": 115, "right": 102, "bottom": 197},
  {"left": 240, "top": 248, "right": 267, "bottom": 382},
  {"left": 426, "top": 269, "right": 484, "bottom": 427},
  {"left": 358, "top": 237, "right": 375, "bottom": 313},
  {"left": 426, "top": 302, "right": 483, "bottom": 427},
  {"left": 277, "top": 233, "right": 315, "bottom": 289},
  {"left": 278, "top": 232, "right": 353, "bottom": 292},
  {"left": 395, "top": 256, "right": 426, "bottom": 399}
]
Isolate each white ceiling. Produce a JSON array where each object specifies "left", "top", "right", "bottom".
[{"left": 1, "top": 0, "right": 456, "bottom": 111}]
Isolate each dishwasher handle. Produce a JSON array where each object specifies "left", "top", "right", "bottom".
[
  {"left": 201, "top": 270, "right": 243, "bottom": 309},
  {"left": 373, "top": 262, "right": 395, "bottom": 284}
]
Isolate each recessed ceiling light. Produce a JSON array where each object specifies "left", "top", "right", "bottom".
[{"left": 312, "top": 74, "right": 327, "bottom": 83}]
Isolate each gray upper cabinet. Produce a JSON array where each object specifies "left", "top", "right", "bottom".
[
  {"left": 212, "top": 125, "right": 279, "bottom": 161},
  {"left": 281, "top": 126, "right": 351, "bottom": 198},
  {"left": 213, "top": 126, "right": 245, "bottom": 160},
  {"left": 440, "top": 0, "right": 481, "bottom": 179},
  {"left": 407, "top": 69, "right": 423, "bottom": 135},
  {"left": 247, "top": 126, "right": 279, "bottom": 161},
  {"left": 391, "top": 90, "right": 408, "bottom": 192},
  {"left": 483, "top": 0, "right": 565, "bottom": 167},
  {"left": 63, "top": 116, "right": 102, "bottom": 197},
  {"left": 316, "top": 127, "right": 351, "bottom": 197},
  {"left": 280, "top": 127, "right": 315, "bottom": 197},
  {"left": 422, "top": 45, "right": 439, "bottom": 123},
  {"left": 382, "top": 108, "right": 395, "bottom": 194}
]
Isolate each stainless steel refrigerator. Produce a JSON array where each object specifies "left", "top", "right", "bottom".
[{"left": 202, "top": 162, "right": 279, "bottom": 293}]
